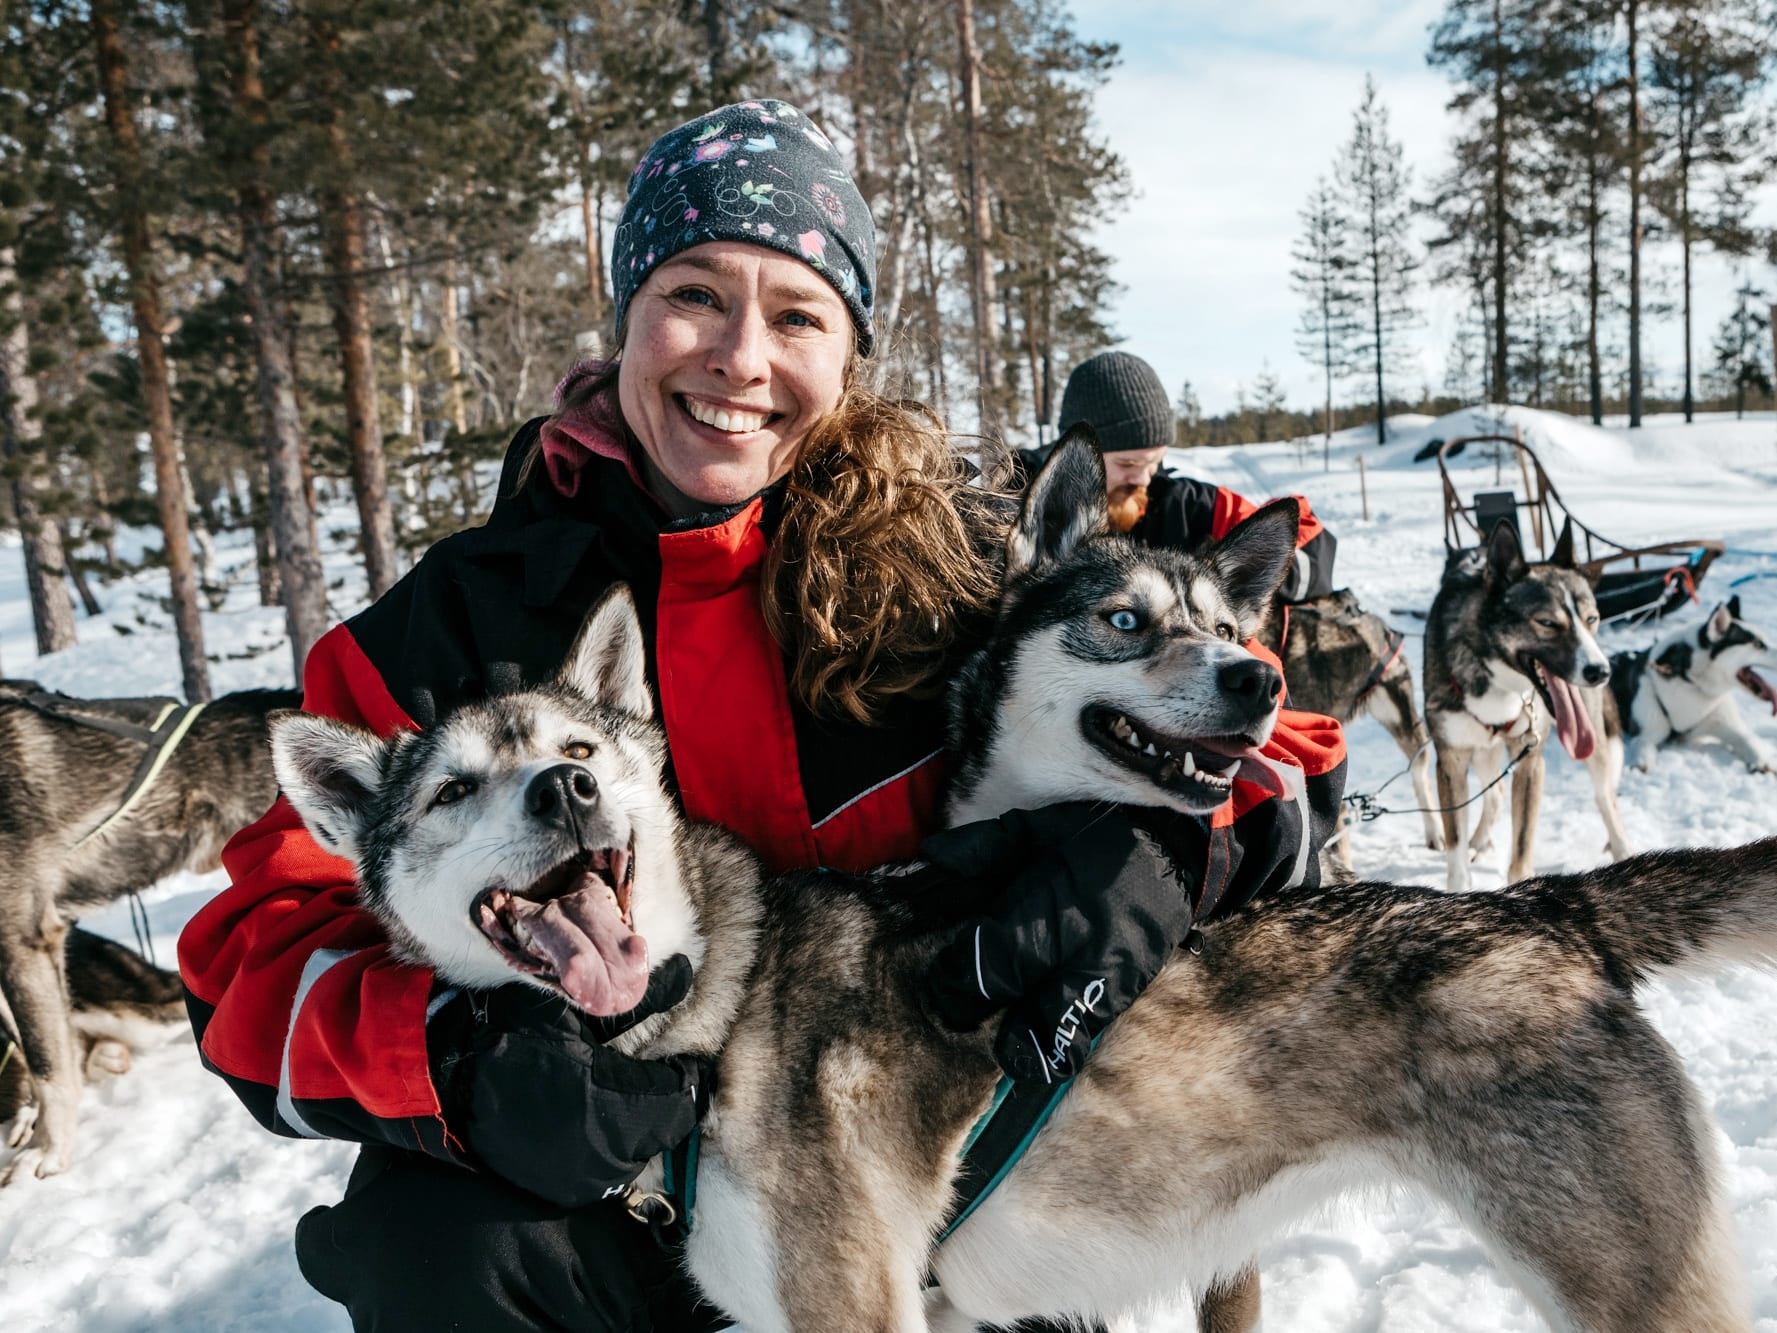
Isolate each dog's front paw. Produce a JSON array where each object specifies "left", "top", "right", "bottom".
[
  {"left": 0, "top": 1133, "right": 72, "bottom": 1186},
  {"left": 3, "top": 1104, "right": 35, "bottom": 1150}
]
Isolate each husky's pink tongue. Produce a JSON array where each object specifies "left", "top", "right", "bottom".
[
  {"left": 1740, "top": 666, "right": 1777, "bottom": 716},
  {"left": 1539, "top": 666, "right": 1597, "bottom": 761},
  {"left": 1192, "top": 737, "right": 1288, "bottom": 799},
  {"left": 513, "top": 876, "right": 649, "bottom": 1016}
]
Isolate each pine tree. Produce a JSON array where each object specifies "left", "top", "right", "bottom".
[
  {"left": 1175, "top": 379, "right": 1203, "bottom": 446},
  {"left": 1427, "top": 0, "right": 1550, "bottom": 407},
  {"left": 1335, "top": 77, "right": 1418, "bottom": 444},
  {"left": 91, "top": 0, "right": 211, "bottom": 700},
  {"left": 1707, "top": 280, "right": 1772, "bottom": 417},
  {"left": 1538, "top": 0, "right": 1624, "bottom": 425},
  {"left": 1646, "top": 0, "right": 1772, "bottom": 423},
  {"left": 1249, "top": 364, "right": 1288, "bottom": 445},
  {"left": 1291, "top": 175, "right": 1358, "bottom": 461}
]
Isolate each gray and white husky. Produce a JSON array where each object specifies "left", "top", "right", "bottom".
[
  {"left": 1423, "top": 520, "right": 1628, "bottom": 891},
  {"left": 1610, "top": 595, "right": 1777, "bottom": 776},
  {"left": 272, "top": 439, "right": 1777, "bottom": 1333}
]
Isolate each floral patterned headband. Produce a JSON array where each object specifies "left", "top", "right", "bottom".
[{"left": 610, "top": 100, "right": 877, "bottom": 354}]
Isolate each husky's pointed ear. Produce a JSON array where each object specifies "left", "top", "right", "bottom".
[
  {"left": 1550, "top": 517, "right": 1576, "bottom": 568},
  {"left": 269, "top": 711, "right": 388, "bottom": 864},
  {"left": 1207, "top": 498, "right": 1301, "bottom": 625},
  {"left": 1006, "top": 427, "right": 1110, "bottom": 583},
  {"left": 562, "top": 583, "right": 654, "bottom": 719},
  {"left": 1707, "top": 600, "right": 1734, "bottom": 641},
  {"left": 1728, "top": 593, "right": 1743, "bottom": 621},
  {"left": 1484, "top": 519, "right": 1526, "bottom": 583}
]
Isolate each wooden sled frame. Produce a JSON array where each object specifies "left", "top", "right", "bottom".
[{"left": 1437, "top": 430, "right": 1724, "bottom": 624}]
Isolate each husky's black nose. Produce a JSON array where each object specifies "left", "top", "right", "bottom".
[
  {"left": 526, "top": 764, "right": 599, "bottom": 824},
  {"left": 1219, "top": 658, "right": 1283, "bottom": 711},
  {"left": 1582, "top": 662, "right": 1610, "bottom": 687}
]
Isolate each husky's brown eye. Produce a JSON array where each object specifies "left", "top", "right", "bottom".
[
  {"left": 1215, "top": 622, "right": 1236, "bottom": 641},
  {"left": 434, "top": 778, "right": 475, "bottom": 807},
  {"left": 563, "top": 741, "right": 593, "bottom": 761}
]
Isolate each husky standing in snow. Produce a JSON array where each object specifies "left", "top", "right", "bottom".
[
  {"left": 270, "top": 441, "right": 1776, "bottom": 1333},
  {"left": 1609, "top": 595, "right": 1777, "bottom": 775},
  {"left": 1423, "top": 519, "right": 1632, "bottom": 891}
]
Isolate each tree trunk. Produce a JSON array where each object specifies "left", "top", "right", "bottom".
[
  {"left": 250, "top": 464, "right": 281, "bottom": 607},
  {"left": 374, "top": 212, "right": 420, "bottom": 441},
  {"left": 0, "top": 250, "right": 78, "bottom": 656},
  {"left": 1627, "top": 0, "right": 1644, "bottom": 428},
  {"left": 313, "top": 20, "right": 398, "bottom": 600},
  {"left": 578, "top": 149, "right": 605, "bottom": 323},
  {"left": 1489, "top": 0, "right": 1509, "bottom": 406},
  {"left": 1680, "top": 145, "right": 1694, "bottom": 423},
  {"left": 223, "top": 0, "right": 328, "bottom": 677},
  {"left": 321, "top": 178, "right": 398, "bottom": 598},
  {"left": 441, "top": 251, "right": 469, "bottom": 436},
  {"left": 60, "top": 523, "right": 103, "bottom": 617},
  {"left": 957, "top": 0, "right": 999, "bottom": 437},
  {"left": 93, "top": 0, "right": 210, "bottom": 700},
  {"left": 1586, "top": 93, "right": 1603, "bottom": 425},
  {"left": 1769, "top": 303, "right": 1777, "bottom": 406}
]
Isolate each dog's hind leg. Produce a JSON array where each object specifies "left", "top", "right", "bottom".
[
  {"left": 1419, "top": 996, "right": 1748, "bottom": 1332},
  {"left": 0, "top": 894, "right": 81, "bottom": 1183}
]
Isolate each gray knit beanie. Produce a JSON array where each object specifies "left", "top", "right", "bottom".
[{"left": 1057, "top": 351, "right": 1174, "bottom": 454}]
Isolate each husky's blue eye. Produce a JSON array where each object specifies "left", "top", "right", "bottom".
[{"left": 1107, "top": 609, "right": 1141, "bottom": 632}]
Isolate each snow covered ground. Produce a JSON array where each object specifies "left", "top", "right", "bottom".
[{"left": 1, "top": 408, "right": 1774, "bottom": 1331}]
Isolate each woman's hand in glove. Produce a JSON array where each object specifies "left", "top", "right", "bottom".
[
  {"left": 921, "top": 805, "right": 1198, "bottom": 1086},
  {"left": 428, "top": 956, "right": 713, "bottom": 1209}
]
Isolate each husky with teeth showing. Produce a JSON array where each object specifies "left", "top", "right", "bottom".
[
  {"left": 1610, "top": 595, "right": 1777, "bottom": 776},
  {"left": 1423, "top": 519, "right": 1630, "bottom": 892},
  {"left": 271, "top": 438, "right": 1777, "bottom": 1333}
]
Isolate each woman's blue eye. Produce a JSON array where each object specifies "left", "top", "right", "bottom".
[
  {"left": 1108, "top": 610, "right": 1141, "bottom": 632},
  {"left": 781, "top": 310, "right": 818, "bottom": 328},
  {"left": 673, "top": 287, "right": 716, "bottom": 306}
]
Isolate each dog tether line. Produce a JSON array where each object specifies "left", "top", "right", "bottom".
[{"left": 1341, "top": 735, "right": 1538, "bottom": 827}]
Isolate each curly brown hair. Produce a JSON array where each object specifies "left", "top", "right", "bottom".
[{"left": 537, "top": 361, "right": 1009, "bottom": 726}]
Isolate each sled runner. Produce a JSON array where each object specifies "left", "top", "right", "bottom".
[{"left": 1437, "top": 432, "right": 1723, "bottom": 624}]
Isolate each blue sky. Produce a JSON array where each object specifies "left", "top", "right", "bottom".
[{"left": 1070, "top": 0, "right": 1774, "bottom": 418}]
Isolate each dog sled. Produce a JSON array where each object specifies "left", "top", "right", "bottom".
[{"left": 1436, "top": 432, "right": 1723, "bottom": 624}]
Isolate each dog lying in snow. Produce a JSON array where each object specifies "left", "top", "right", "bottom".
[{"left": 1608, "top": 596, "right": 1777, "bottom": 775}]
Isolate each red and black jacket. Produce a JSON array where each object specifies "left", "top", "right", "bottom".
[{"left": 180, "top": 420, "right": 1345, "bottom": 1160}]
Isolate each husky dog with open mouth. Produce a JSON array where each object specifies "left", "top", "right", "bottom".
[
  {"left": 271, "top": 440, "right": 1777, "bottom": 1333},
  {"left": 1423, "top": 519, "right": 1629, "bottom": 890},
  {"left": 1611, "top": 595, "right": 1777, "bottom": 776}
]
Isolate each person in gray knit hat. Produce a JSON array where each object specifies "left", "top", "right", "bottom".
[{"left": 1043, "top": 350, "right": 1336, "bottom": 600}]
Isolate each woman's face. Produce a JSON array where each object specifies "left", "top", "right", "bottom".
[{"left": 618, "top": 241, "right": 853, "bottom": 517}]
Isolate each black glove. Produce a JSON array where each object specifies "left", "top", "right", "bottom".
[
  {"left": 429, "top": 955, "right": 713, "bottom": 1209},
  {"left": 922, "top": 805, "right": 1197, "bottom": 1086}
]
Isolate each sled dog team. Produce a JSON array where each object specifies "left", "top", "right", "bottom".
[{"left": 1, "top": 94, "right": 1775, "bottom": 1333}]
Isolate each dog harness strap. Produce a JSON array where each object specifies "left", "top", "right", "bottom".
[
  {"left": 932, "top": 1075, "right": 1071, "bottom": 1249},
  {"left": 10, "top": 688, "right": 175, "bottom": 744},
  {"left": 73, "top": 702, "right": 209, "bottom": 849},
  {"left": 1352, "top": 628, "right": 1407, "bottom": 705}
]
